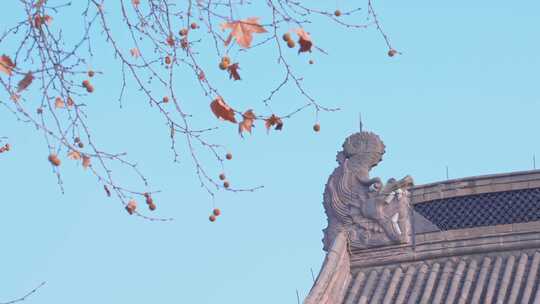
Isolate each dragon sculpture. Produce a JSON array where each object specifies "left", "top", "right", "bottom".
[{"left": 322, "top": 131, "right": 414, "bottom": 251}]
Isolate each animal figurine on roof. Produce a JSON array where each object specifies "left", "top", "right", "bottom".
[{"left": 322, "top": 131, "right": 414, "bottom": 251}]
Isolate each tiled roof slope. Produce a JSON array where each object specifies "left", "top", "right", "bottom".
[
  {"left": 343, "top": 250, "right": 540, "bottom": 304},
  {"left": 305, "top": 170, "right": 540, "bottom": 304}
]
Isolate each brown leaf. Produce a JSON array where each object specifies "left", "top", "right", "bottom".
[
  {"left": 265, "top": 114, "right": 283, "bottom": 132},
  {"left": 34, "top": 15, "right": 53, "bottom": 27},
  {"left": 130, "top": 48, "right": 141, "bottom": 58},
  {"left": 82, "top": 155, "right": 91, "bottom": 169},
  {"left": 54, "top": 97, "right": 65, "bottom": 108},
  {"left": 166, "top": 35, "right": 175, "bottom": 47},
  {"left": 239, "top": 109, "right": 255, "bottom": 137},
  {"left": 0, "top": 55, "right": 15, "bottom": 76},
  {"left": 17, "top": 72, "right": 34, "bottom": 92},
  {"left": 132, "top": 0, "right": 140, "bottom": 6},
  {"left": 68, "top": 150, "right": 81, "bottom": 160},
  {"left": 198, "top": 71, "right": 205, "bottom": 80},
  {"left": 210, "top": 97, "right": 237, "bottom": 123},
  {"left": 33, "top": 15, "right": 42, "bottom": 27},
  {"left": 227, "top": 63, "right": 241, "bottom": 81},
  {"left": 296, "top": 28, "right": 313, "bottom": 53},
  {"left": 0, "top": 143, "right": 10, "bottom": 153},
  {"left": 221, "top": 17, "right": 267, "bottom": 48},
  {"left": 66, "top": 96, "right": 74, "bottom": 107},
  {"left": 43, "top": 15, "right": 53, "bottom": 25}
]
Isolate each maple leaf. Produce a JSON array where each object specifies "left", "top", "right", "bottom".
[
  {"left": 198, "top": 71, "right": 205, "bottom": 80},
  {"left": 0, "top": 143, "right": 10, "bottom": 153},
  {"left": 43, "top": 15, "right": 53, "bottom": 25},
  {"left": 227, "top": 63, "right": 241, "bottom": 81},
  {"left": 239, "top": 109, "right": 256, "bottom": 137},
  {"left": 34, "top": 15, "right": 53, "bottom": 27},
  {"left": 82, "top": 155, "right": 91, "bottom": 169},
  {"left": 220, "top": 17, "right": 267, "bottom": 48},
  {"left": 210, "top": 97, "right": 237, "bottom": 123},
  {"left": 17, "top": 72, "right": 34, "bottom": 92},
  {"left": 180, "top": 38, "right": 188, "bottom": 49},
  {"left": 66, "top": 96, "right": 74, "bottom": 107},
  {"left": 0, "top": 55, "right": 15, "bottom": 76},
  {"left": 296, "top": 28, "right": 313, "bottom": 53},
  {"left": 54, "top": 97, "right": 65, "bottom": 108},
  {"left": 265, "top": 114, "right": 283, "bottom": 132},
  {"left": 68, "top": 150, "right": 81, "bottom": 160},
  {"left": 130, "top": 48, "right": 141, "bottom": 58},
  {"left": 33, "top": 15, "right": 42, "bottom": 27},
  {"left": 166, "top": 35, "right": 175, "bottom": 47}
]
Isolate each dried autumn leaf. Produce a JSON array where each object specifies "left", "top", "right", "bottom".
[
  {"left": 68, "top": 150, "right": 81, "bottom": 160},
  {"left": 198, "top": 71, "right": 205, "bottom": 80},
  {"left": 220, "top": 17, "right": 267, "bottom": 48},
  {"left": 295, "top": 28, "right": 313, "bottom": 53},
  {"left": 33, "top": 15, "right": 41, "bottom": 27},
  {"left": 132, "top": 0, "right": 140, "bottom": 6},
  {"left": 54, "top": 97, "right": 65, "bottom": 108},
  {"left": 265, "top": 114, "right": 283, "bottom": 132},
  {"left": 43, "top": 15, "right": 53, "bottom": 25},
  {"left": 82, "top": 155, "right": 91, "bottom": 169},
  {"left": 17, "top": 72, "right": 34, "bottom": 92},
  {"left": 210, "top": 97, "right": 237, "bottom": 123},
  {"left": 227, "top": 63, "right": 241, "bottom": 81},
  {"left": 0, "top": 143, "right": 10, "bottom": 153},
  {"left": 67, "top": 96, "right": 74, "bottom": 107},
  {"left": 180, "top": 38, "right": 188, "bottom": 49},
  {"left": 0, "top": 55, "right": 15, "bottom": 76},
  {"left": 239, "top": 109, "right": 255, "bottom": 137},
  {"left": 130, "top": 48, "right": 141, "bottom": 58},
  {"left": 166, "top": 35, "right": 175, "bottom": 47},
  {"left": 34, "top": 15, "right": 53, "bottom": 27}
]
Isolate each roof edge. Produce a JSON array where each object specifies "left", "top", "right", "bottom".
[
  {"left": 410, "top": 169, "right": 540, "bottom": 204},
  {"left": 304, "top": 232, "right": 351, "bottom": 304},
  {"left": 350, "top": 220, "right": 540, "bottom": 269}
]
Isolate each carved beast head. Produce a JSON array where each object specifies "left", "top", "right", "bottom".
[{"left": 342, "top": 132, "right": 386, "bottom": 168}]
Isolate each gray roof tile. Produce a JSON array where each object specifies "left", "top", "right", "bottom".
[{"left": 342, "top": 251, "right": 540, "bottom": 304}]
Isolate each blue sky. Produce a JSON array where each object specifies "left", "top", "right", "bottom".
[{"left": 1, "top": 1, "right": 539, "bottom": 303}]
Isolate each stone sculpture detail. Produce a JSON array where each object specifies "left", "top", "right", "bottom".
[{"left": 322, "top": 132, "right": 414, "bottom": 251}]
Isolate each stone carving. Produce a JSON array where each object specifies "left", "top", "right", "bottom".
[{"left": 322, "top": 131, "right": 414, "bottom": 251}]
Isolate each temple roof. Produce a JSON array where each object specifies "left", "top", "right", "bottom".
[
  {"left": 305, "top": 169, "right": 540, "bottom": 304},
  {"left": 343, "top": 250, "right": 540, "bottom": 304}
]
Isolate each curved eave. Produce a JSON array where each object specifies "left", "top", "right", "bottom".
[
  {"left": 410, "top": 169, "right": 540, "bottom": 204},
  {"left": 306, "top": 169, "right": 540, "bottom": 303}
]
